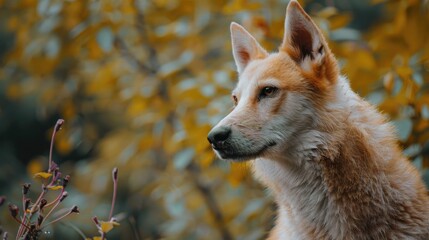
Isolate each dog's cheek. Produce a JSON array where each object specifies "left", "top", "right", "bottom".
[
  {"left": 269, "top": 92, "right": 288, "bottom": 116},
  {"left": 274, "top": 93, "right": 316, "bottom": 138}
]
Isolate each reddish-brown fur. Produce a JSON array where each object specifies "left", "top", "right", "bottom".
[{"left": 211, "top": 1, "right": 429, "bottom": 239}]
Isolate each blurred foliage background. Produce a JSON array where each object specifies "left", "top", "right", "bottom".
[{"left": 0, "top": 0, "right": 428, "bottom": 239}]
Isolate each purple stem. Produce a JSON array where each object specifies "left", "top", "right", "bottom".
[
  {"left": 48, "top": 119, "right": 64, "bottom": 173},
  {"left": 17, "top": 185, "right": 46, "bottom": 239},
  {"left": 108, "top": 168, "right": 118, "bottom": 220},
  {"left": 45, "top": 189, "right": 65, "bottom": 208}
]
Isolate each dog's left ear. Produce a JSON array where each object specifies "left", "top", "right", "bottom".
[{"left": 281, "top": 0, "right": 338, "bottom": 83}]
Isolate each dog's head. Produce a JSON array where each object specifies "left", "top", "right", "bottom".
[{"left": 208, "top": 0, "right": 339, "bottom": 161}]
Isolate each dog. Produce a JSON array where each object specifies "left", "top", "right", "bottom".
[{"left": 207, "top": 0, "right": 429, "bottom": 239}]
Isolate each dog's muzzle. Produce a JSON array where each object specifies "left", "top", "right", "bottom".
[
  {"left": 208, "top": 125, "right": 277, "bottom": 160},
  {"left": 207, "top": 126, "right": 231, "bottom": 151}
]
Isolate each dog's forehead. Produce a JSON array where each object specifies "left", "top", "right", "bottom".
[{"left": 236, "top": 53, "right": 303, "bottom": 93}]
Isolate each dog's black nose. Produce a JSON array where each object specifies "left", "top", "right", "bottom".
[{"left": 207, "top": 126, "right": 231, "bottom": 148}]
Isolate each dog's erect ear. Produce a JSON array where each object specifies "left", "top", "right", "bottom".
[
  {"left": 231, "top": 22, "right": 268, "bottom": 74},
  {"left": 282, "top": 1, "right": 326, "bottom": 62},
  {"left": 281, "top": 0, "right": 326, "bottom": 66},
  {"left": 281, "top": 0, "right": 338, "bottom": 84}
]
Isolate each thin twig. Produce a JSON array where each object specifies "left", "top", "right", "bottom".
[
  {"left": 128, "top": 216, "right": 141, "bottom": 240},
  {"left": 17, "top": 195, "right": 28, "bottom": 239},
  {"left": 48, "top": 119, "right": 64, "bottom": 173},
  {"left": 18, "top": 185, "right": 48, "bottom": 239},
  {"left": 42, "top": 206, "right": 79, "bottom": 228},
  {"left": 63, "top": 222, "right": 87, "bottom": 240},
  {"left": 108, "top": 168, "right": 118, "bottom": 220},
  {"left": 187, "top": 163, "right": 233, "bottom": 240},
  {"left": 45, "top": 189, "right": 65, "bottom": 208},
  {"left": 114, "top": 37, "right": 156, "bottom": 74},
  {"left": 42, "top": 196, "right": 62, "bottom": 224},
  {"left": 135, "top": 7, "right": 159, "bottom": 71}
]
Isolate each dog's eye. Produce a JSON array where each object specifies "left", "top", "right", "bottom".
[
  {"left": 259, "top": 86, "right": 278, "bottom": 100},
  {"left": 232, "top": 95, "right": 238, "bottom": 105}
]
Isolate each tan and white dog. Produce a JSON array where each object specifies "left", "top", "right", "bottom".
[{"left": 207, "top": 0, "right": 429, "bottom": 239}]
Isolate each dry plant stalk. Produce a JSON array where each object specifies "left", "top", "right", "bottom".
[
  {"left": 3, "top": 119, "right": 80, "bottom": 240},
  {"left": 0, "top": 120, "right": 121, "bottom": 240}
]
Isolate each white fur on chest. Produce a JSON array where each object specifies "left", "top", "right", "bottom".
[{"left": 253, "top": 157, "right": 339, "bottom": 239}]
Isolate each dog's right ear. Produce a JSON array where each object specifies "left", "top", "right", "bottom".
[
  {"left": 280, "top": 0, "right": 338, "bottom": 88},
  {"left": 231, "top": 22, "right": 268, "bottom": 74}
]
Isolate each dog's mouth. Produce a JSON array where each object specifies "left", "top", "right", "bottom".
[{"left": 213, "top": 141, "right": 277, "bottom": 161}]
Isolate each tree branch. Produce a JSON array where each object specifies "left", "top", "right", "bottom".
[
  {"left": 114, "top": 37, "right": 156, "bottom": 75},
  {"left": 187, "top": 162, "right": 233, "bottom": 240},
  {"left": 116, "top": 3, "right": 233, "bottom": 239}
]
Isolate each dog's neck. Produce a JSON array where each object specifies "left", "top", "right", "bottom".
[{"left": 252, "top": 77, "right": 401, "bottom": 239}]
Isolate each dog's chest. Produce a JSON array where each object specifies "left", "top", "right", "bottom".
[{"left": 253, "top": 158, "right": 347, "bottom": 239}]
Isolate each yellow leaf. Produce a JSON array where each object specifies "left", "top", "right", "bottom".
[
  {"left": 396, "top": 66, "right": 413, "bottom": 81},
  {"left": 328, "top": 13, "right": 352, "bottom": 30},
  {"left": 88, "top": 37, "right": 103, "bottom": 59},
  {"left": 57, "top": 136, "right": 73, "bottom": 155},
  {"left": 223, "top": 0, "right": 260, "bottom": 14},
  {"left": 6, "top": 84, "right": 21, "bottom": 100},
  {"left": 92, "top": 237, "right": 102, "bottom": 240},
  {"left": 62, "top": 100, "right": 76, "bottom": 120},
  {"left": 7, "top": 16, "right": 19, "bottom": 30},
  {"left": 100, "top": 221, "right": 120, "bottom": 233},
  {"left": 199, "top": 150, "right": 215, "bottom": 169},
  {"left": 317, "top": 7, "right": 338, "bottom": 18},
  {"left": 127, "top": 97, "right": 147, "bottom": 117},
  {"left": 34, "top": 172, "right": 52, "bottom": 179},
  {"left": 100, "top": 221, "right": 113, "bottom": 233},
  {"left": 354, "top": 51, "right": 376, "bottom": 70},
  {"left": 383, "top": 72, "right": 394, "bottom": 94},
  {"left": 47, "top": 185, "right": 63, "bottom": 191},
  {"left": 228, "top": 162, "right": 250, "bottom": 187},
  {"left": 27, "top": 158, "right": 44, "bottom": 176}
]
